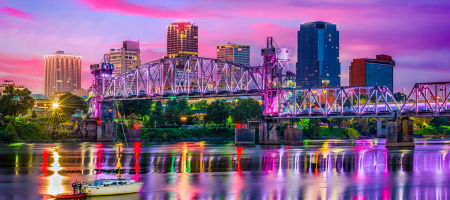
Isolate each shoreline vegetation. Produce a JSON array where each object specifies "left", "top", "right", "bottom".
[{"left": 0, "top": 86, "right": 448, "bottom": 143}]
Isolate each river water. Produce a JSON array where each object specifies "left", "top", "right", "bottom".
[{"left": 0, "top": 139, "right": 449, "bottom": 200}]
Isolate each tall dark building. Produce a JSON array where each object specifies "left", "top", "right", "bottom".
[
  {"left": 296, "top": 21, "right": 340, "bottom": 89},
  {"left": 350, "top": 54, "right": 395, "bottom": 92},
  {"left": 167, "top": 22, "right": 198, "bottom": 58}
]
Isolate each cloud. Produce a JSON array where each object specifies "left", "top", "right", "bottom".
[
  {"left": 0, "top": 7, "right": 31, "bottom": 20},
  {"left": 0, "top": 53, "right": 43, "bottom": 92},
  {"left": 77, "top": 0, "right": 220, "bottom": 19}
]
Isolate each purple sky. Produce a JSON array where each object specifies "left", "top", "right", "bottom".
[{"left": 0, "top": 0, "right": 449, "bottom": 94}]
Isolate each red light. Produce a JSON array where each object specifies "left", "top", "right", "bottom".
[
  {"left": 133, "top": 123, "right": 140, "bottom": 129},
  {"left": 235, "top": 123, "right": 242, "bottom": 129},
  {"left": 96, "top": 120, "right": 102, "bottom": 125}
]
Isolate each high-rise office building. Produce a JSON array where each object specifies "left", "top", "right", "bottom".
[
  {"left": 350, "top": 54, "right": 395, "bottom": 92},
  {"left": 217, "top": 43, "right": 250, "bottom": 66},
  {"left": 167, "top": 22, "right": 198, "bottom": 58},
  {"left": 109, "top": 40, "right": 141, "bottom": 76},
  {"left": 217, "top": 43, "right": 250, "bottom": 86},
  {"left": 44, "top": 51, "right": 82, "bottom": 97},
  {"left": 296, "top": 21, "right": 340, "bottom": 89}
]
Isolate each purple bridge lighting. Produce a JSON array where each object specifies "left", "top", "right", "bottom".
[{"left": 88, "top": 37, "right": 449, "bottom": 120}]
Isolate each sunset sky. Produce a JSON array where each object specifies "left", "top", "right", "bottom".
[{"left": 0, "top": 0, "right": 449, "bottom": 94}]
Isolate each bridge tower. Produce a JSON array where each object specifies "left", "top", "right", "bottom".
[
  {"left": 86, "top": 54, "right": 116, "bottom": 141},
  {"left": 258, "top": 37, "right": 295, "bottom": 144},
  {"left": 261, "top": 36, "right": 291, "bottom": 115}
]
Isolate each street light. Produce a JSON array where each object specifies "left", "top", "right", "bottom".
[{"left": 52, "top": 102, "right": 59, "bottom": 109}]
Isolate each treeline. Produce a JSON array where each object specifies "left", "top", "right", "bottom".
[{"left": 117, "top": 98, "right": 262, "bottom": 128}]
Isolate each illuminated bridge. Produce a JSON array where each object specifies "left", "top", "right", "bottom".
[
  {"left": 88, "top": 38, "right": 449, "bottom": 120},
  {"left": 85, "top": 37, "right": 449, "bottom": 146}
]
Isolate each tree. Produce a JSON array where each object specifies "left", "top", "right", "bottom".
[
  {"left": 58, "top": 93, "right": 88, "bottom": 118},
  {"left": 231, "top": 98, "right": 262, "bottom": 123},
  {"left": 148, "top": 101, "right": 164, "bottom": 127},
  {"left": 116, "top": 99, "right": 152, "bottom": 117},
  {"left": 0, "top": 86, "right": 34, "bottom": 119},
  {"left": 205, "top": 100, "right": 230, "bottom": 126},
  {"left": 164, "top": 99, "right": 181, "bottom": 126},
  {"left": 191, "top": 100, "right": 209, "bottom": 110},
  {"left": 307, "top": 118, "right": 321, "bottom": 138}
]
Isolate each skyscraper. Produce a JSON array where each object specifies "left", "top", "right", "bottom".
[
  {"left": 44, "top": 51, "right": 81, "bottom": 97},
  {"left": 350, "top": 54, "right": 395, "bottom": 92},
  {"left": 109, "top": 40, "right": 141, "bottom": 76},
  {"left": 167, "top": 22, "right": 198, "bottom": 58},
  {"left": 217, "top": 43, "right": 250, "bottom": 86},
  {"left": 296, "top": 21, "right": 340, "bottom": 89},
  {"left": 217, "top": 43, "right": 250, "bottom": 66}
]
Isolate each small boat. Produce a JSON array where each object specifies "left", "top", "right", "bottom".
[
  {"left": 84, "top": 178, "right": 143, "bottom": 196},
  {"left": 52, "top": 193, "right": 87, "bottom": 199}
]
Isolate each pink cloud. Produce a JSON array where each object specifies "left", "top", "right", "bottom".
[
  {"left": 0, "top": 7, "right": 31, "bottom": 20},
  {"left": 0, "top": 53, "right": 43, "bottom": 92},
  {"left": 78, "top": 0, "right": 219, "bottom": 18}
]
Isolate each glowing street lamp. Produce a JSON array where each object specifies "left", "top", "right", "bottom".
[
  {"left": 180, "top": 115, "right": 188, "bottom": 123},
  {"left": 52, "top": 102, "right": 59, "bottom": 109}
]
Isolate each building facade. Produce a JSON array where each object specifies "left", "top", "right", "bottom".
[
  {"left": 296, "top": 21, "right": 340, "bottom": 89},
  {"left": 349, "top": 54, "right": 395, "bottom": 92},
  {"left": 0, "top": 80, "right": 25, "bottom": 95},
  {"left": 167, "top": 22, "right": 198, "bottom": 58},
  {"left": 109, "top": 40, "right": 141, "bottom": 76},
  {"left": 44, "top": 51, "right": 82, "bottom": 97},
  {"left": 217, "top": 43, "right": 250, "bottom": 66},
  {"left": 217, "top": 43, "right": 250, "bottom": 87}
]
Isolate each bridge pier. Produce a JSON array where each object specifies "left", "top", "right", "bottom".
[
  {"left": 377, "top": 118, "right": 387, "bottom": 138},
  {"left": 284, "top": 127, "right": 303, "bottom": 145},
  {"left": 386, "top": 118, "right": 415, "bottom": 148},
  {"left": 97, "top": 121, "right": 116, "bottom": 142},
  {"left": 258, "top": 121, "right": 281, "bottom": 145},
  {"left": 235, "top": 128, "right": 256, "bottom": 145}
]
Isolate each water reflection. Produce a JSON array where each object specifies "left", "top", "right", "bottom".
[{"left": 0, "top": 140, "right": 449, "bottom": 199}]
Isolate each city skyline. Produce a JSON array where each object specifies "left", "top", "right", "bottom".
[{"left": 0, "top": 0, "right": 449, "bottom": 94}]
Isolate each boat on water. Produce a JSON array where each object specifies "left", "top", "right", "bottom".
[
  {"left": 51, "top": 193, "right": 87, "bottom": 199},
  {"left": 84, "top": 178, "right": 143, "bottom": 196}
]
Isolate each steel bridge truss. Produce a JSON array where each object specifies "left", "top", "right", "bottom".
[
  {"left": 400, "top": 82, "right": 450, "bottom": 116},
  {"left": 101, "top": 57, "right": 267, "bottom": 99},
  {"left": 265, "top": 82, "right": 450, "bottom": 118}
]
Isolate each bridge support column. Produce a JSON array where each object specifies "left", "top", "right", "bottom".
[
  {"left": 83, "top": 118, "right": 98, "bottom": 141},
  {"left": 259, "top": 121, "right": 281, "bottom": 145},
  {"left": 284, "top": 128, "right": 303, "bottom": 145},
  {"left": 97, "top": 121, "right": 116, "bottom": 142},
  {"left": 386, "top": 118, "right": 415, "bottom": 148},
  {"left": 377, "top": 118, "right": 387, "bottom": 138},
  {"left": 235, "top": 128, "right": 256, "bottom": 145}
]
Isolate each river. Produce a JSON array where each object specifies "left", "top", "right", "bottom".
[{"left": 0, "top": 139, "right": 449, "bottom": 199}]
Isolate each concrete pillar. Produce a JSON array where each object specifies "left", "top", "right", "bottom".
[
  {"left": 97, "top": 121, "right": 116, "bottom": 142},
  {"left": 126, "top": 127, "right": 142, "bottom": 142},
  {"left": 386, "top": 118, "right": 415, "bottom": 148},
  {"left": 258, "top": 121, "right": 281, "bottom": 145},
  {"left": 235, "top": 128, "right": 256, "bottom": 145},
  {"left": 284, "top": 128, "right": 303, "bottom": 145},
  {"left": 83, "top": 118, "right": 98, "bottom": 141},
  {"left": 377, "top": 118, "right": 387, "bottom": 137}
]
